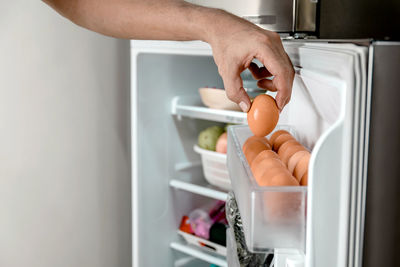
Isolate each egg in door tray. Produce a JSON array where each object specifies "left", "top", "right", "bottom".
[{"left": 245, "top": 94, "right": 310, "bottom": 220}]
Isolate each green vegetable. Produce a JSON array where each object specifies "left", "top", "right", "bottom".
[{"left": 198, "top": 126, "right": 224, "bottom": 151}]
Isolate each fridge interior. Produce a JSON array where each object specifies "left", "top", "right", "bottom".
[{"left": 131, "top": 41, "right": 368, "bottom": 267}]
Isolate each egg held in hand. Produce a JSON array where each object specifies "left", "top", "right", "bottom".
[{"left": 247, "top": 94, "right": 280, "bottom": 137}]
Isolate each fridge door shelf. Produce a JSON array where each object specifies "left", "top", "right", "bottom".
[
  {"left": 177, "top": 230, "right": 227, "bottom": 256},
  {"left": 170, "top": 240, "right": 227, "bottom": 267},
  {"left": 171, "top": 95, "right": 247, "bottom": 124},
  {"left": 170, "top": 179, "right": 228, "bottom": 201},
  {"left": 227, "top": 125, "right": 307, "bottom": 253},
  {"left": 193, "top": 144, "right": 231, "bottom": 191}
]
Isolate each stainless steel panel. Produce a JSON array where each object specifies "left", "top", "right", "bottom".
[
  {"left": 188, "top": 0, "right": 295, "bottom": 32},
  {"left": 295, "top": 0, "right": 317, "bottom": 32},
  {"left": 363, "top": 42, "right": 400, "bottom": 267}
]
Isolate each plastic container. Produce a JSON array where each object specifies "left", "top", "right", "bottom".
[
  {"left": 227, "top": 125, "right": 307, "bottom": 252},
  {"left": 194, "top": 145, "right": 231, "bottom": 190},
  {"left": 178, "top": 230, "right": 227, "bottom": 256}
]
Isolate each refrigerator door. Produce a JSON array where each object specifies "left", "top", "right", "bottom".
[
  {"left": 362, "top": 42, "right": 400, "bottom": 267},
  {"left": 253, "top": 42, "right": 369, "bottom": 266},
  {"left": 130, "top": 40, "right": 369, "bottom": 267}
]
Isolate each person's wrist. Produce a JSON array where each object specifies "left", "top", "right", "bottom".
[{"left": 187, "top": 5, "right": 231, "bottom": 44}]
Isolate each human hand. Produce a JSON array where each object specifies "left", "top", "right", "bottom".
[{"left": 206, "top": 11, "right": 294, "bottom": 112}]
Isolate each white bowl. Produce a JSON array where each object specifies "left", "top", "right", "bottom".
[{"left": 198, "top": 87, "right": 241, "bottom": 111}]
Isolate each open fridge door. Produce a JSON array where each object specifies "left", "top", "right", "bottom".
[
  {"left": 279, "top": 42, "right": 369, "bottom": 267},
  {"left": 226, "top": 41, "right": 369, "bottom": 267}
]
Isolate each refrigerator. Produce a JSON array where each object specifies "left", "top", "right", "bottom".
[
  {"left": 130, "top": 39, "right": 400, "bottom": 267},
  {"left": 129, "top": 1, "right": 400, "bottom": 265}
]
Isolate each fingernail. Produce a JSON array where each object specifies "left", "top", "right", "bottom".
[
  {"left": 239, "top": 101, "right": 249, "bottom": 112},
  {"left": 277, "top": 101, "right": 284, "bottom": 112}
]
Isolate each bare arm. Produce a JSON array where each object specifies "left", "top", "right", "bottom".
[{"left": 43, "top": 0, "right": 294, "bottom": 111}]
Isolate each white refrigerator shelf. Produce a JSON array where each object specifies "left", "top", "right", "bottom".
[
  {"left": 178, "top": 230, "right": 227, "bottom": 256},
  {"left": 171, "top": 95, "right": 247, "bottom": 124},
  {"left": 169, "top": 179, "right": 228, "bottom": 201},
  {"left": 170, "top": 240, "right": 227, "bottom": 267}
]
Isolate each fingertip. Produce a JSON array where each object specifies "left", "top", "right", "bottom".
[
  {"left": 239, "top": 90, "right": 251, "bottom": 112},
  {"left": 274, "top": 94, "right": 286, "bottom": 112},
  {"left": 239, "top": 101, "right": 250, "bottom": 112}
]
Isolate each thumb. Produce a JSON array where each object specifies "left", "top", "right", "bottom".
[{"left": 222, "top": 71, "right": 251, "bottom": 112}]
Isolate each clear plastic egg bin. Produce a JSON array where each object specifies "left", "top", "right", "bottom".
[{"left": 227, "top": 125, "right": 307, "bottom": 253}]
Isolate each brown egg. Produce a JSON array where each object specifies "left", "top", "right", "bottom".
[
  {"left": 243, "top": 140, "right": 269, "bottom": 166},
  {"left": 263, "top": 170, "right": 299, "bottom": 223},
  {"left": 269, "top": 130, "right": 290, "bottom": 145},
  {"left": 264, "top": 169, "right": 299, "bottom": 186},
  {"left": 250, "top": 150, "right": 279, "bottom": 170},
  {"left": 247, "top": 94, "right": 280, "bottom": 137},
  {"left": 277, "top": 140, "right": 298, "bottom": 156},
  {"left": 300, "top": 171, "right": 308, "bottom": 186},
  {"left": 252, "top": 157, "right": 285, "bottom": 182},
  {"left": 255, "top": 166, "right": 287, "bottom": 186},
  {"left": 293, "top": 153, "right": 311, "bottom": 181},
  {"left": 243, "top": 136, "right": 271, "bottom": 151},
  {"left": 272, "top": 133, "right": 295, "bottom": 151},
  {"left": 288, "top": 151, "right": 310, "bottom": 176},
  {"left": 278, "top": 141, "right": 307, "bottom": 166}
]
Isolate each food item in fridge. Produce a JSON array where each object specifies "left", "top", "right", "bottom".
[
  {"left": 269, "top": 129, "right": 290, "bottom": 145},
  {"left": 266, "top": 170, "right": 299, "bottom": 186},
  {"left": 198, "top": 126, "right": 224, "bottom": 151},
  {"left": 293, "top": 153, "right": 311, "bottom": 181},
  {"left": 243, "top": 139, "right": 270, "bottom": 165},
  {"left": 242, "top": 128, "right": 310, "bottom": 188},
  {"left": 179, "top": 216, "right": 193, "bottom": 234},
  {"left": 287, "top": 150, "right": 310, "bottom": 178},
  {"left": 300, "top": 171, "right": 308, "bottom": 186},
  {"left": 247, "top": 94, "right": 279, "bottom": 137},
  {"left": 278, "top": 140, "right": 307, "bottom": 165},
  {"left": 215, "top": 132, "right": 228, "bottom": 154},
  {"left": 250, "top": 150, "right": 279, "bottom": 170},
  {"left": 272, "top": 133, "right": 295, "bottom": 151},
  {"left": 209, "top": 222, "right": 227, "bottom": 246},
  {"left": 188, "top": 209, "right": 213, "bottom": 239},
  {"left": 243, "top": 135, "right": 271, "bottom": 149},
  {"left": 252, "top": 158, "right": 286, "bottom": 183},
  {"left": 257, "top": 166, "right": 298, "bottom": 186}
]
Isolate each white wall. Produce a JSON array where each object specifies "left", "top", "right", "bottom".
[{"left": 0, "top": 2, "right": 131, "bottom": 267}]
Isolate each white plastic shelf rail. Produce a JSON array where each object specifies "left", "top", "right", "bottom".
[
  {"left": 169, "top": 179, "right": 228, "bottom": 201},
  {"left": 171, "top": 95, "right": 247, "bottom": 124},
  {"left": 170, "top": 240, "right": 228, "bottom": 267}
]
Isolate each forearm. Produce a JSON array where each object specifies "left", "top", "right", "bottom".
[
  {"left": 43, "top": 0, "right": 225, "bottom": 42},
  {"left": 44, "top": 0, "right": 294, "bottom": 111}
]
